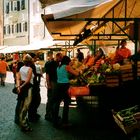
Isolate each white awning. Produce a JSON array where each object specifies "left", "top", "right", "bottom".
[
  {"left": 44, "top": 0, "right": 112, "bottom": 19},
  {"left": 0, "top": 39, "right": 64, "bottom": 53}
]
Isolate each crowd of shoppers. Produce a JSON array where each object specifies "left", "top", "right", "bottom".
[{"left": 6, "top": 51, "right": 80, "bottom": 132}]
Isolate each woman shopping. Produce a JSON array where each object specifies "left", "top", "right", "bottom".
[
  {"left": 52, "top": 55, "right": 79, "bottom": 128},
  {"left": 16, "top": 54, "right": 34, "bottom": 132}
]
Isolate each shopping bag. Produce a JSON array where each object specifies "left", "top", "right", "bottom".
[
  {"left": 68, "top": 86, "right": 90, "bottom": 97},
  {"left": 12, "top": 87, "right": 18, "bottom": 94}
]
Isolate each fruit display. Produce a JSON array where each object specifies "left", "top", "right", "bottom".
[{"left": 69, "top": 57, "right": 121, "bottom": 86}]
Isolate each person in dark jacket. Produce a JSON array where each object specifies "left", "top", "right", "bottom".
[
  {"left": 44, "top": 52, "right": 63, "bottom": 121},
  {"left": 76, "top": 48, "right": 84, "bottom": 62},
  {"left": 28, "top": 53, "right": 41, "bottom": 122}
]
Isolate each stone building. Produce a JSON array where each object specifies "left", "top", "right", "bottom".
[
  {"left": 3, "top": 0, "right": 47, "bottom": 46},
  {"left": 0, "top": 0, "right": 3, "bottom": 46}
]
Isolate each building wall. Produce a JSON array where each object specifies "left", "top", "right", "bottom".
[
  {"left": 29, "top": 0, "right": 45, "bottom": 44},
  {"left": 3, "top": 0, "right": 29, "bottom": 46},
  {"left": 0, "top": 0, "right": 3, "bottom": 46},
  {"left": 3, "top": 0, "right": 46, "bottom": 47}
]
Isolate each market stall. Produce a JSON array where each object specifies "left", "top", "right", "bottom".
[
  {"left": 40, "top": 0, "right": 140, "bottom": 136},
  {"left": 66, "top": 50, "right": 140, "bottom": 136}
]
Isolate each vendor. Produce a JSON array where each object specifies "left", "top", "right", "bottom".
[
  {"left": 114, "top": 39, "right": 131, "bottom": 64},
  {"left": 76, "top": 48, "right": 84, "bottom": 62}
]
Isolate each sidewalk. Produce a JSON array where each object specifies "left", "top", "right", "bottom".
[{"left": 0, "top": 72, "right": 130, "bottom": 140}]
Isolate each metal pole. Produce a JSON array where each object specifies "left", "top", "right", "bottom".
[{"left": 133, "top": 19, "right": 139, "bottom": 79}]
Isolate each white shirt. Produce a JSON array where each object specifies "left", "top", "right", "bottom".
[
  {"left": 20, "top": 66, "right": 34, "bottom": 84},
  {"left": 35, "top": 64, "right": 42, "bottom": 74}
]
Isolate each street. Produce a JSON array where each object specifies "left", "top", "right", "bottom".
[{"left": 0, "top": 72, "right": 130, "bottom": 140}]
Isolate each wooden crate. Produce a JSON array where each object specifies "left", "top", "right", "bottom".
[
  {"left": 105, "top": 74, "right": 120, "bottom": 87},
  {"left": 137, "top": 61, "right": 140, "bottom": 77},
  {"left": 113, "top": 113, "right": 140, "bottom": 135},
  {"left": 120, "top": 64, "right": 134, "bottom": 82}
]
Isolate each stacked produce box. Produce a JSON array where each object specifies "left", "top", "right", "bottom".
[{"left": 112, "top": 105, "right": 140, "bottom": 134}]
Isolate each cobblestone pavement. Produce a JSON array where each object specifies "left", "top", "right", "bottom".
[{"left": 0, "top": 72, "right": 131, "bottom": 140}]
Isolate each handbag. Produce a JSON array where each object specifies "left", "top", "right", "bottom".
[
  {"left": 68, "top": 86, "right": 90, "bottom": 97},
  {"left": 12, "top": 87, "right": 18, "bottom": 94}
]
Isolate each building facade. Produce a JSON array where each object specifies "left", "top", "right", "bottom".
[
  {"left": 0, "top": 0, "right": 3, "bottom": 46},
  {"left": 3, "top": 0, "right": 46, "bottom": 46}
]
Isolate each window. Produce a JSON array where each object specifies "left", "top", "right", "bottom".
[
  {"left": 11, "top": 1, "right": 13, "bottom": 11},
  {"left": 6, "top": 3, "right": 9, "bottom": 14},
  {"left": 16, "top": 24, "right": 18, "bottom": 33},
  {"left": 14, "top": 24, "right": 17, "bottom": 33},
  {"left": 12, "top": 25, "right": 14, "bottom": 33},
  {"left": 13, "top": 1, "right": 17, "bottom": 11},
  {"left": 23, "top": 22, "right": 28, "bottom": 32},
  {"left": 16, "top": 23, "right": 22, "bottom": 33},
  {"left": 21, "top": 0, "right": 25, "bottom": 10},
  {"left": 25, "top": 22, "right": 27, "bottom": 31},
  {"left": 17, "top": 1, "right": 20, "bottom": 11},
  {"left": 4, "top": 26, "right": 6, "bottom": 35},
  {"left": 19, "top": 23, "right": 22, "bottom": 32},
  {"left": 8, "top": 25, "right": 10, "bottom": 34}
]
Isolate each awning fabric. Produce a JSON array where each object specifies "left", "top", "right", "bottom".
[
  {"left": 41, "top": 0, "right": 140, "bottom": 46},
  {"left": 44, "top": 0, "right": 112, "bottom": 19},
  {"left": 39, "top": 0, "right": 66, "bottom": 8},
  {"left": 0, "top": 40, "right": 64, "bottom": 53},
  {"left": 41, "top": 0, "right": 119, "bottom": 41}
]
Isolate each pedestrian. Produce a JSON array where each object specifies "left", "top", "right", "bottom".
[
  {"left": 52, "top": 55, "right": 79, "bottom": 128},
  {"left": 11, "top": 60, "right": 18, "bottom": 85},
  {"left": 35, "top": 58, "right": 43, "bottom": 85},
  {"left": 16, "top": 54, "right": 34, "bottom": 132},
  {"left": 28, "top": 53, "right": 41, "bottom": 122},
  {"left": 14, "top": 61, "right": 24, "bottom": 124},
  {"left": 76, "top": 48, "right": 84, "bottom": 62},
  {"left": 0, "top": 57, "right": 9, "bottom": 86},
  {"left": 44, "top": 51, "right": 63, "bottom": 121}
]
